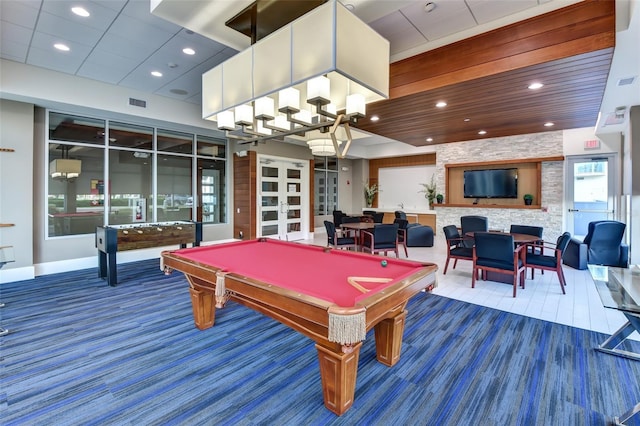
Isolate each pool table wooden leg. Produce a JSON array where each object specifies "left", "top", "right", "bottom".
[
  {"left": 315, "top": 342, "right": 362, "bottom": 416},
  {"left": 188, "top": 286, "right": 215, "bottom": 330},
  {"left": 374, "top": 310, "right": 407, "bottom": 366}
]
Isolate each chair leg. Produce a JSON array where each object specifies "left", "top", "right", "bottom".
[
  {"left": 402, "top": 242, "right": 408, "bottom": 257},
  {"left": 443, "top": 257, "right": 450, "bottom": 275},
  {"left": 472, "top": 265, "right": 477, "bottom": 288},
  {"left": 512, "top": 275, "right": 517, "bottom": 298},
  {"left": 453, "top": 259, "right": 458, "bottom": 269},
  {"left": 557, "top": 269, "right": 567, "bottom": 294}
]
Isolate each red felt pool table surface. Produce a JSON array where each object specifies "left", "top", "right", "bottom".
[{"left": 170, "top": 238, "right": 425, "bottom": 307}]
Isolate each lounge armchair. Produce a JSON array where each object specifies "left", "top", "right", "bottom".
[{"left": 563, "top": 221, "right": 628, "bottom": 270}]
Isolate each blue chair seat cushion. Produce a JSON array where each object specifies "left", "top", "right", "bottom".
[
  {"left": 476, "top": 258, "right": 523, "bottom": 271},
  {"left": 375, "top": 242, "right": 397, "bottom": 249},
  {"left": 336, "top": 237, "right": 356, "bottom": 245},
  {"left": 526, "top": 253, "right": 556, "bottom": 268},
  {"left": 451, "top": 247, "right": 473, "bottom": 258}
]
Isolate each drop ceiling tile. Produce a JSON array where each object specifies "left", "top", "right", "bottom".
[
  {"left": 76, "top": 60, "right": 130, "bottom": 85},
  {"left": 0, "top": 20, "right": 32, "bottom": 54},
  {"left": 36, "top": 11, "right": 104, "bottom": 46},
  {"left": 96, "top": 32, "right": 159, "bottom": 61},
  {"left": 1, "top": 40, "right": 29, "bottom": 62},
  {"left": 108, "top": 14, "right": 175, "bottom": 50},
  {"left": 90, "top": 0, "right": 128, "bottom": 13},
  {"left": 40, "top": 0, "right": 120, "bottom": 32},
  {"left": 466, "top": 0, "right": 539, "bottom": 25},
  {"left": 401, "top": 1, "right": 478, "bottom": 41},
  {"left": 29, "top": 30, "right": 93, "bottom": 61},
  {"left": 368, "top": 11, "right": 427, "bottom": 56},
  {"left": 120, "top": 0, "right": 179, "bottom": 33},
  {"left": 26, "top": 44, "right": 87, "bottom": 74},
  {"left": 0, "top": 0, "right": 39, "bottom": 29}
]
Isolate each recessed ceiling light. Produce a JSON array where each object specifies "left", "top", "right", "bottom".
[
  {"left": 463, "top": 118, "right": 470, "bottom": 122},
  {"left": 151, "top": 71, "right": 163, "bottom": 77},
  {"left": 71, "top": 7, "right": 90, "bottom": 17},
  {"left": 478, "top": 130, "right": 487, "bottom": 135},
  {"left": 370, "top": 115, "right": 379, "bottom": 122},
  {"left": 435, "top": 101, "right": 447, "bottom": 108},
  {"left": 424, "top": 2, "right": 436, "bottom": 13},
  {"left": 528, "top": 82, "right": 544, "bottom": 90},
  {"left": 54, "top": 43, "right": 70, "bottom": 51},
  {"left": 544, "top": 122, "right": 555, "bottom": 127},
  {"left": 425, "top": 137, "right": 433, "bottom": 142},
  {"left": 183, "top": 47, "right": 195, "bottom": 55}
]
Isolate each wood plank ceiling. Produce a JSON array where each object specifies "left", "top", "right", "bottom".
[{"left": 354, "top": 0, "right": 615, "bottom": 147}]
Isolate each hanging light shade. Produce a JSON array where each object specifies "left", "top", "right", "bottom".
[
  {"left": 201, "top": 0, "right": 389, "bottom": 158},
  {"left": 50, "top": 159, "right": 81, "bottom": 179},
  {"left": 307, "top": 139, "right": 342, "bottom": 156}
]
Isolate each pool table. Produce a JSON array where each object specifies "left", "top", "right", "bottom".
[{"left": 161, "top": 238, "right": 438, "bottom": 415}]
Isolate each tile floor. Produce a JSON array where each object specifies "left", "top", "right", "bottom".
[{"left": 306, "top": 231, "right": 636, "bottom": 341}]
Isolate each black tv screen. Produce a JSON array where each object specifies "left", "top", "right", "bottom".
[{"left": 463, "top": 168, "right": 518, "bottom": 198}]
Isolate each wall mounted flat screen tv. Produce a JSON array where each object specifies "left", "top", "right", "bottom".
[{"left": 463, "top": 168, "right": 518, "bottom": 198}]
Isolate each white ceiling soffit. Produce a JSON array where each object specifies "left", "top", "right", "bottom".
[{"left": 150, "top": 0, "right": 255, "bottom": 51}]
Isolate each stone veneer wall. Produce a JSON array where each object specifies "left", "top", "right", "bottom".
[{"left": 434, "top": 131, "right": 565, "bottom": 242}]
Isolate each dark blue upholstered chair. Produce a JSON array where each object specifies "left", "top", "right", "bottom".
[
  {"left": 443, "top": 225, "right": 473, "bottom": 274},
  {"left": 524, "top": 232, "right": 571, "bottom": 294},
  {"left": 324, "top": 220, "right": 356, "bottom": 250},
  {"left": 510, "top": 224, "right": 544, "bottom": 253},
  {"left": 332, "top": 210, "right": 345, "bottom": 226},
  {"left": 461, "top": 215, "right": 488, "bottom": 248},
  {"left": 472, "top": 232, "right": 526, "bottom": 297},
  {"left": 361, "top": 223, "right": 399, "bottom": 257},
  {"left": 394, "top": 219, "right": 434, "bottom": 256},
  {"left": 372, "top": 212, "right": 385, "bottom": 223},
  {"left": 563, "top": 221, "right": 628, "bottom": 270}
]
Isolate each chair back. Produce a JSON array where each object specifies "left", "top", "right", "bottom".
[
  {"left": 363, "top": 210, "right": 377, "bottom": 216},
  {"left": 394, "top": 218, "right": 409, "bottom": 230},
  {"left": 372, "top": 212, "right": 385, "bottom": 223},
  {"left": 373, "top": 224, "right": 399, "bottom": 248},
  {"left": 474, "top": 232, "right": 515, "bottom": 265},
  {"left": 587, "top": 221, "right": 626, "bottom": 265},
  {"left": 461, "top": 215, "right": 489, "bottom": 233},
  {"left": 509, "top": 224, "right": 543, "bottom": 238},
  {"left": 341, "top": 216, "right": 360, "bottom": 224},
  {"left": 324, "top": 220, "right": 336, "bottom": 243},
  {"left": 332, "top": 210, "right": 344, "bottom": 225},
  {"left": 443, "top": 225, "right": 461, "bottom": 245},
  {"left": 555, "top": 232, "right": 572, "bottom": 259},
  {"left": 395, "top": 211, "right": 407, "bottom": 220}
]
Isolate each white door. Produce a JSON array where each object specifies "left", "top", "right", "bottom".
[
  {"left": 258, "top": 156, "right": 308, "bottom": 241},
  {"left": 566, "top": 154, "right": 616, "bottom": 239}
]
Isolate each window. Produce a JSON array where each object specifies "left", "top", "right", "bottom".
[
  {"left": 46, "top": 111, "right": 227, "bottom": 237},
  {"left": 313, "top": 156, "right": 339, "bottom": 215}
]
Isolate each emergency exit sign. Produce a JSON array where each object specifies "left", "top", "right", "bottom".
[{"left": 584, "top": 139, "right": 600, "bottom": 149}]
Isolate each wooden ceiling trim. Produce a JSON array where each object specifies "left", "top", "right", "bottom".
[
  {"left": 389, "top": 1, "right": 615, "bottom": 98},
  {"left": 390, "top": 38, "right": 614, "bottom": 99}
]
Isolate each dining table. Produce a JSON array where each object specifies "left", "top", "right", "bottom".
[{"left": 340, "top": 222, "right": 376, "bottom": 251}]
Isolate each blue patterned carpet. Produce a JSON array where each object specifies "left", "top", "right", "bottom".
[{"left": 1, "top": 259, "right": 640, "bottom": 425}]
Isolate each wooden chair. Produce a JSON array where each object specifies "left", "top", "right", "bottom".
[
  {"left": 324, "top": 220, "right": 356, "bottom": 250},
  {"left": 524, "top": 232, "right": 571, "bottom": 294},
  {"left": 442, "top": 225, "right": 473, "bottom": 274},
  {"left": 360, "top": 223, "right": 399, "bottom": 257},
  {"left": 461, "top": 215, "right": 488, "bottom": 248},
  {"left": 472, "top": 232, "right": 526, "bottom": 297}
]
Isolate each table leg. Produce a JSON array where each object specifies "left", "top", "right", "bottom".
[
  {"left": 188, "top": 286, "right": 215, "bottom": 330},
  {"left": 597, "top": 312, "right": 640, "bottom": 361},
  {"left": 316, "top": 342, "right": 362, "bottom": 416},
  {"left": 374, "top": 310, "right": 407, "bottom": 366}
]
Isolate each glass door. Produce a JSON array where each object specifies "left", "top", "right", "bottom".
[
  {"left": 566, "top": 155, "right": 616, "bottom": 239},
  {"left": 258, "top": 156, "right": 308, "bottom": 241}
]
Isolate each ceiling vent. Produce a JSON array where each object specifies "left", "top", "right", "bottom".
[
  {"left": 129, "top": 98, "right": 147, "bottom": 108},
  {"left": 617, "top": 76, "right": 636, "bottom": 86}
]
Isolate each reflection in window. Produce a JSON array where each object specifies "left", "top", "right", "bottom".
[
  {"left": 198, "top": 158, "right": 226, "bottom": 224},
  {"left": 49, "top": 112, "right": 105, "bottom": 145},
  {"left": 158, "top": 129, "right": 193, "bottom": 154},
  {"left": 314, "top": 157, "right": 339, "bottom": 215},
  {"left": 158, "top": 154, "right": 193, "bottom": 222},
  {"left": 48, "top": 144, "right": 105, "bottom": 236},
  {"left": 109, "top": 122, "right": 153, "bottom": 150},
  {"left": 109, "top": 149, "right": 153, "bottom": 225},
  {"left": 47, "top": 111, "right": 228, "bottom": 237}
]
